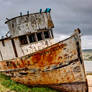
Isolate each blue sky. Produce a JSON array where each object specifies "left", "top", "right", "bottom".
[{"left": 0, "top": 0, "right": 92, "bottom": 49}]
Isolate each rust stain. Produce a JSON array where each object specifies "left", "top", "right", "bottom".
[
  {"left": 0, "top": 41, "right": 78, "bottom": 71},
  {"left": 48, "top": 19, "right": 54, "bottom": 28},
  {"left": 11, "top": 61, "right": 84, "bottom": 85},
  {"left": 0, "top": 43, "right": 67, "bottom": 71},
  {"left": 31, "top": 43, "right": 66, "bottom": 67}
]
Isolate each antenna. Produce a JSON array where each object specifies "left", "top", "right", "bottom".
[
  {"left": 6, "top": 18, "right": 9, "bottom": 21},
  {"left": 40, "top": 9, "right": 42, "bottom": 13},
  {"left": 20, "top": 12, "right": 22, "bottom": 16},
  {"left": 48, "top": 8, "right": 51, "bottom": 13},
  {"left": 27, "top": 11, "right": 29, "bottom": 16},
  {"left": 45, "top": 8, "right": 51, "bottom": 13},
  {"left": 45, "top": 8, "right": 47, "bottom": 13}
]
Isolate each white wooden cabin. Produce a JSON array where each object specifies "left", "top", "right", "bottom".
[{"left": 0, "top": 10, "right": 55, "bottom": 61}]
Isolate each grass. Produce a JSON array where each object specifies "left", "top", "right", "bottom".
[{"left": 0, "top": 73, "right": 58, "bottom": 92}]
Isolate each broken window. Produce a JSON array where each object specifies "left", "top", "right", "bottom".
[
  {"left": 28, "top": 33, "right": 36, "bottom": 43},
  {"left": 44, "top": 31, "right": 50, "bottom": 39},
  {"left": 19, "top": 35, "right": 28, "bottom": 45},
  {"left": 2, "top": 40, "right": 5, "bottom": 46},
  {"left": 37, "top": 32, "right": 42, "bottom": 41},
  {"left": 12, "top": 23, "right": 14, "bottom": 28}
]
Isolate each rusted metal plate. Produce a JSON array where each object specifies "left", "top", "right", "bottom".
[
  {"left": 0, "top": 30, "right": 88, "bottom": 92},
  {"left": 50, "top": 82, "right": 88, "bottom": 92},
  {"left": 10, "top": 60, "right": 85, "bottom": 84},
  {"left": 6, "top": 12, "right": 54, "bottom": 37}
]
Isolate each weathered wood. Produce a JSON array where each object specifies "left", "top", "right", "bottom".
[
  {"left": 11, "top": 39, "right": 18, "bottom": 57},
  {"left": 0, "top": 30, "right": 88, "bottom": 92},
  {"left": 0, "top": 39, "right": 16, "bottom": 60},
  {"left": 6, "top": 12, "right": 54, "bottom": 37}
]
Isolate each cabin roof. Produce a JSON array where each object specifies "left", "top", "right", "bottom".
[
  {"left": 5, "top": 12, "right": 47, "bottom": 24},
  {"left": 0, "top": 36, "right": 11, "bottom": 41}
]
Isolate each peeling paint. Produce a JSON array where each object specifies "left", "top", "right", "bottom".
[
  {"left": 6, "top": 13, "right": 54, "bottom": 37},
  {"left": 0, "top": 31, "right": 88, "bottom": 92}
]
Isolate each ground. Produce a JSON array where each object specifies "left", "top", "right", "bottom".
[
  {"left": 82, "top": 50, "right": 92, "bottom": 61},
  {"left": 87, "top": 75, "right": 92, "bottom": 92}
]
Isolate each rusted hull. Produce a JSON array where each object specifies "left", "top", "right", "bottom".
[
  {"left": 50, "top": 82, "right": 88, "bottom": 92},
  {"left": 0, "top": 30, "right": 88, "bottom": 92}
]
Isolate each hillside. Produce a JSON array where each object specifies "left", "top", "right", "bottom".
[{"left": 82, "top": 49, "right": 92, "bottom": 61}]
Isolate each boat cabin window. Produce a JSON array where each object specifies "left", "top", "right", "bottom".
[
  {"left": 44, "top": 31, "right": 50, "bottom": 39},
  {"left": 18, "top": 30, "right": 54, "bottom": 45},
  {"left": 12, "top": 23, "right": 14, "bottom": 28},
  {"left": 28, "top": 33, "right": 36, "bottom": 43},
  {"left": 19, "top": 35, "right": 28, "bottom": 45},
  {"left": 2, "top": 40, "right": 5, "bottom": 46},
  {"left": 37, "top": 32, "right": 42, "bottom": 41}
]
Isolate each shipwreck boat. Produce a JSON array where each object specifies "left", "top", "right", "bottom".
[{"left": 0, "top": 9, "right": 88, "bottom": 92}]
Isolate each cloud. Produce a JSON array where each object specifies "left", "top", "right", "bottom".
[
  {"left": 81, "top": 36, "right": 92, "bottom": 49},
  {"left": 0, "top": 0, "right": 92, "bottom": 35},
  {"left": 54, "top": 33, "right": 92, "bottom": 49},
  {"left": 0, "top": 0, "right": 92, "bottom": 49}
]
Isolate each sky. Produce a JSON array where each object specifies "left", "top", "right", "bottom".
[{"left": 0, "top": 0, "right": 92, "bottom": 49}]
